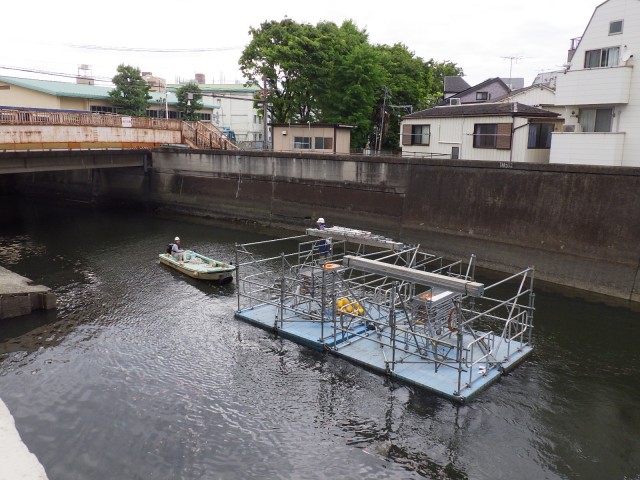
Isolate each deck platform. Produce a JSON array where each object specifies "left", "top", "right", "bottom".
[{"left": 235, "top": 301, "right": 533, "bottom": 402}]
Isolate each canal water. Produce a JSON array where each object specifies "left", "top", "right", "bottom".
[{"left": 0, "top": 199, "right": 638, "bottom": 480}]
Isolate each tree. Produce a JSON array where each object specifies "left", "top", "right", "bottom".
[
  {"left": 175, "top": 82, "right": 204, "bottom": 121},
  {"left": 372, "top": 45, "right": 464, "bottom": 151},
  {"left": 108, "top": 64, "right": 152, "bottom": 116},
  {"left": 313, "top": 21, "right": 385, "bottom": 148},
  {"left": 240, "top": 19, "right": 384, "bottom": 146},
  {"left": 240, "top": 19, "right": 321, "bottom": 124},
  {"left": 239, "top": 18, "right": 464, "bottom": 150}
]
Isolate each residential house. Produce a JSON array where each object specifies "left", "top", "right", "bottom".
[
  {"left": 445, "top": 77, "right": 514, "bottom": 104},
  {"left": 271, "top": 123, "right": 353, "bottom": 154},
  {"left": 400, "top": 102, "right": 561, "bottom": 163},
  {"left": 551, "top": 0, "right": 638, "bottom": 166}
]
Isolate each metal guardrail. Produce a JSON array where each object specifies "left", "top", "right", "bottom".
[{"left": 182, "top": 121, "right": 238, "bottom": 150}]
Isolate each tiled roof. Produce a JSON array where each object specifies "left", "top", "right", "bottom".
[
  {"left": 444, "top": 76, "right": 470, "bottom": 93},
  {"left": 0, "top": 75, "right": 111, "bottom": 99},
  {"left": 404, "top": 102, "right": 560, "bottom": 119},
  {"left": 0, "top": 75, "right": 222, "bottom": 108},
  {"left": 500, "top": 77, "right": 525, "bottom": 90},
  {"left": 448, "top": 77, "right": 510, "bottom": 99}
]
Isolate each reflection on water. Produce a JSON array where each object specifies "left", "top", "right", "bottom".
[{"left": 0, "top": 199, "right": 639, "bottom": 480}]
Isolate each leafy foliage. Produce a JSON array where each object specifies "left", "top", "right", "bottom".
[
  {"left": 175, "top": 82, "right": 204, "bottom": 121},
  {"left": 108, "top": 64, "right": 152, "bottom": 116},
  {"left": 374, "top": 46, "right": 463, "bottom": 149},
  {"left": 239, "top": 19, "right": 463, "bottom": 150}
]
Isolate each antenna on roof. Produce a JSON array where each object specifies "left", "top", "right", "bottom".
[{"left": 501, "top": 55, "right": 524, "bottom": 90}]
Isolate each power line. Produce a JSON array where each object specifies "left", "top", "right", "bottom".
[
  {"left": 0, "top": 65, "right": 112, "bottom": 83},
  {"left": 67, "top": 44, "right": 242, "bottom": 53}
]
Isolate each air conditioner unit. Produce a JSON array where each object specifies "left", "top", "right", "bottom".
[{"left": 450, "top": 98, "right": 461, "bottom": 106}]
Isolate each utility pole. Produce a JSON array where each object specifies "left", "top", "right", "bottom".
[
  {"left": 377, "top": 87, "right": 390, "bottom": 153},
  {"left": 262, "top": 76, "right": 269, "bottom": 150}
]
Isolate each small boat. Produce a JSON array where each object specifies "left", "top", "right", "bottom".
[{"left": 159, "top": 250, "right": 235, "bottom": 283}]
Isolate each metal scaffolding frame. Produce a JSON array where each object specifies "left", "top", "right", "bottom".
[{"left": 234, "top": 227, "right": 535, "bottom": 402}]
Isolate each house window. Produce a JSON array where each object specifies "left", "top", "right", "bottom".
[
  {"left": 473, "top": 124, "right": 497, "bottom": 148},
  {"left": 579, "top": 108, "right": 613, "bottom": 132},
  {"left": 609, "top": 20, "right": 623, "bottom": 35},
  {"left": 90, "top": 105, "right": 115, "bottom": 114},
  {"left": 528, "top": 123, "right": 554, "bottom": 149},
  {"left": 476, "top": 92, "right": 489, "bottom": 101},
  {"left": 584, "top": 47, "right": 620, "bottom": 68},
  {"left": 411, "top": 125, "right": 430, "bottom": 145},
  {"left": 294, "top": 136, "right": 311, "bottom": 149},
  {"left": 199, "top": 113, "right": 212, "bottom": 121},
  {"left": 314, "top": 137, "right": 333, "bottom": 149}
]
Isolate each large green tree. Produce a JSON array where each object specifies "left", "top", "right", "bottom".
[
  {"left": 312, "top": 21, "right": 385, "bottom": 147},
  {"left": 239, "top": 18, "right": 464, "bottom": 150},
  {"left": 108, "top": 64, "right": 152, "bottom": 116},
  {"left": 175, "top": 82, "right": 204, "bottom": 121},
  {"left": 240, "top": 19, "right": 320, "bottom": 123}
]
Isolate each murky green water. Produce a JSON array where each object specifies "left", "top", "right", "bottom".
[{"left": 0, "top": 199, "right": 638, "bottom": 480}]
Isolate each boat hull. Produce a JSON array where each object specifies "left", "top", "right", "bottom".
[{"left": 158, "top": 252, "right": 235, "bottom": 283}]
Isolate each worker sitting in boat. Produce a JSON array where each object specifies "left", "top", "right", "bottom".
[{"left": 172, "top": 236, "right": 186, "bottom": 262}]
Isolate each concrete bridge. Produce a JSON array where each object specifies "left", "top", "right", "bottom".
[
  {"left": 0, "top": 108, "right": 236, "bottom": 156},
  {"left": 0, "top": 149, "right": 150, "bottom": 175}
]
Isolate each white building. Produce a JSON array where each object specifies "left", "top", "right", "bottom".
[
  {"left": 551, "top": 0, "right": 638, "bottom": 166},
  {"left": 168, "top": 82, "right": 265, "bottom": 146},
  {"left": 492, "top": 85, "right": 560, "bottom": 114}
]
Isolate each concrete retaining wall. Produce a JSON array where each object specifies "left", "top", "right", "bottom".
[
  {"left": 8, "top": 149, "right": 640, "bottom": 302},
  {"left": 0, "top": 267, "right": 56, "bottom": 320}
]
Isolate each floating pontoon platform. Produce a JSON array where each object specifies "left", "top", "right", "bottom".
[{"left": 234, "top": 228, "right": 534, "bottom": 403}]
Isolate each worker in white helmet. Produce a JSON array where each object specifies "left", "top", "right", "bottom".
[
  {"left": 171, "top": 236, "right": 186, "bottom": 262},
  {"left": 314, "top": 218, "right": 331, "bottom": 258}
]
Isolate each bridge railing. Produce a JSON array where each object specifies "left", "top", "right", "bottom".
[
  {"left": 0, "top": 109, "right": 183, "bottom": 131},
  {"left": 182, "top": 121, "right": 239, "bottom": 150}
]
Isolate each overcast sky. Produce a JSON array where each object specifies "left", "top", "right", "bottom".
[{"left": 2, "top": 1, "right": 599, "bottom": 88}]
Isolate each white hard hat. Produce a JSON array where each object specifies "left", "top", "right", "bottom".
[
  {"left": 174, "top": 236, "right": 180, "bottom": 241},
  {"left": 317, "top": 218, "right": 325, "bottom": 224}
]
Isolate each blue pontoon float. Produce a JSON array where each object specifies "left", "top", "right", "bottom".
[{"left": 234, "top": 227, "right": 534, "bottom": 403}]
